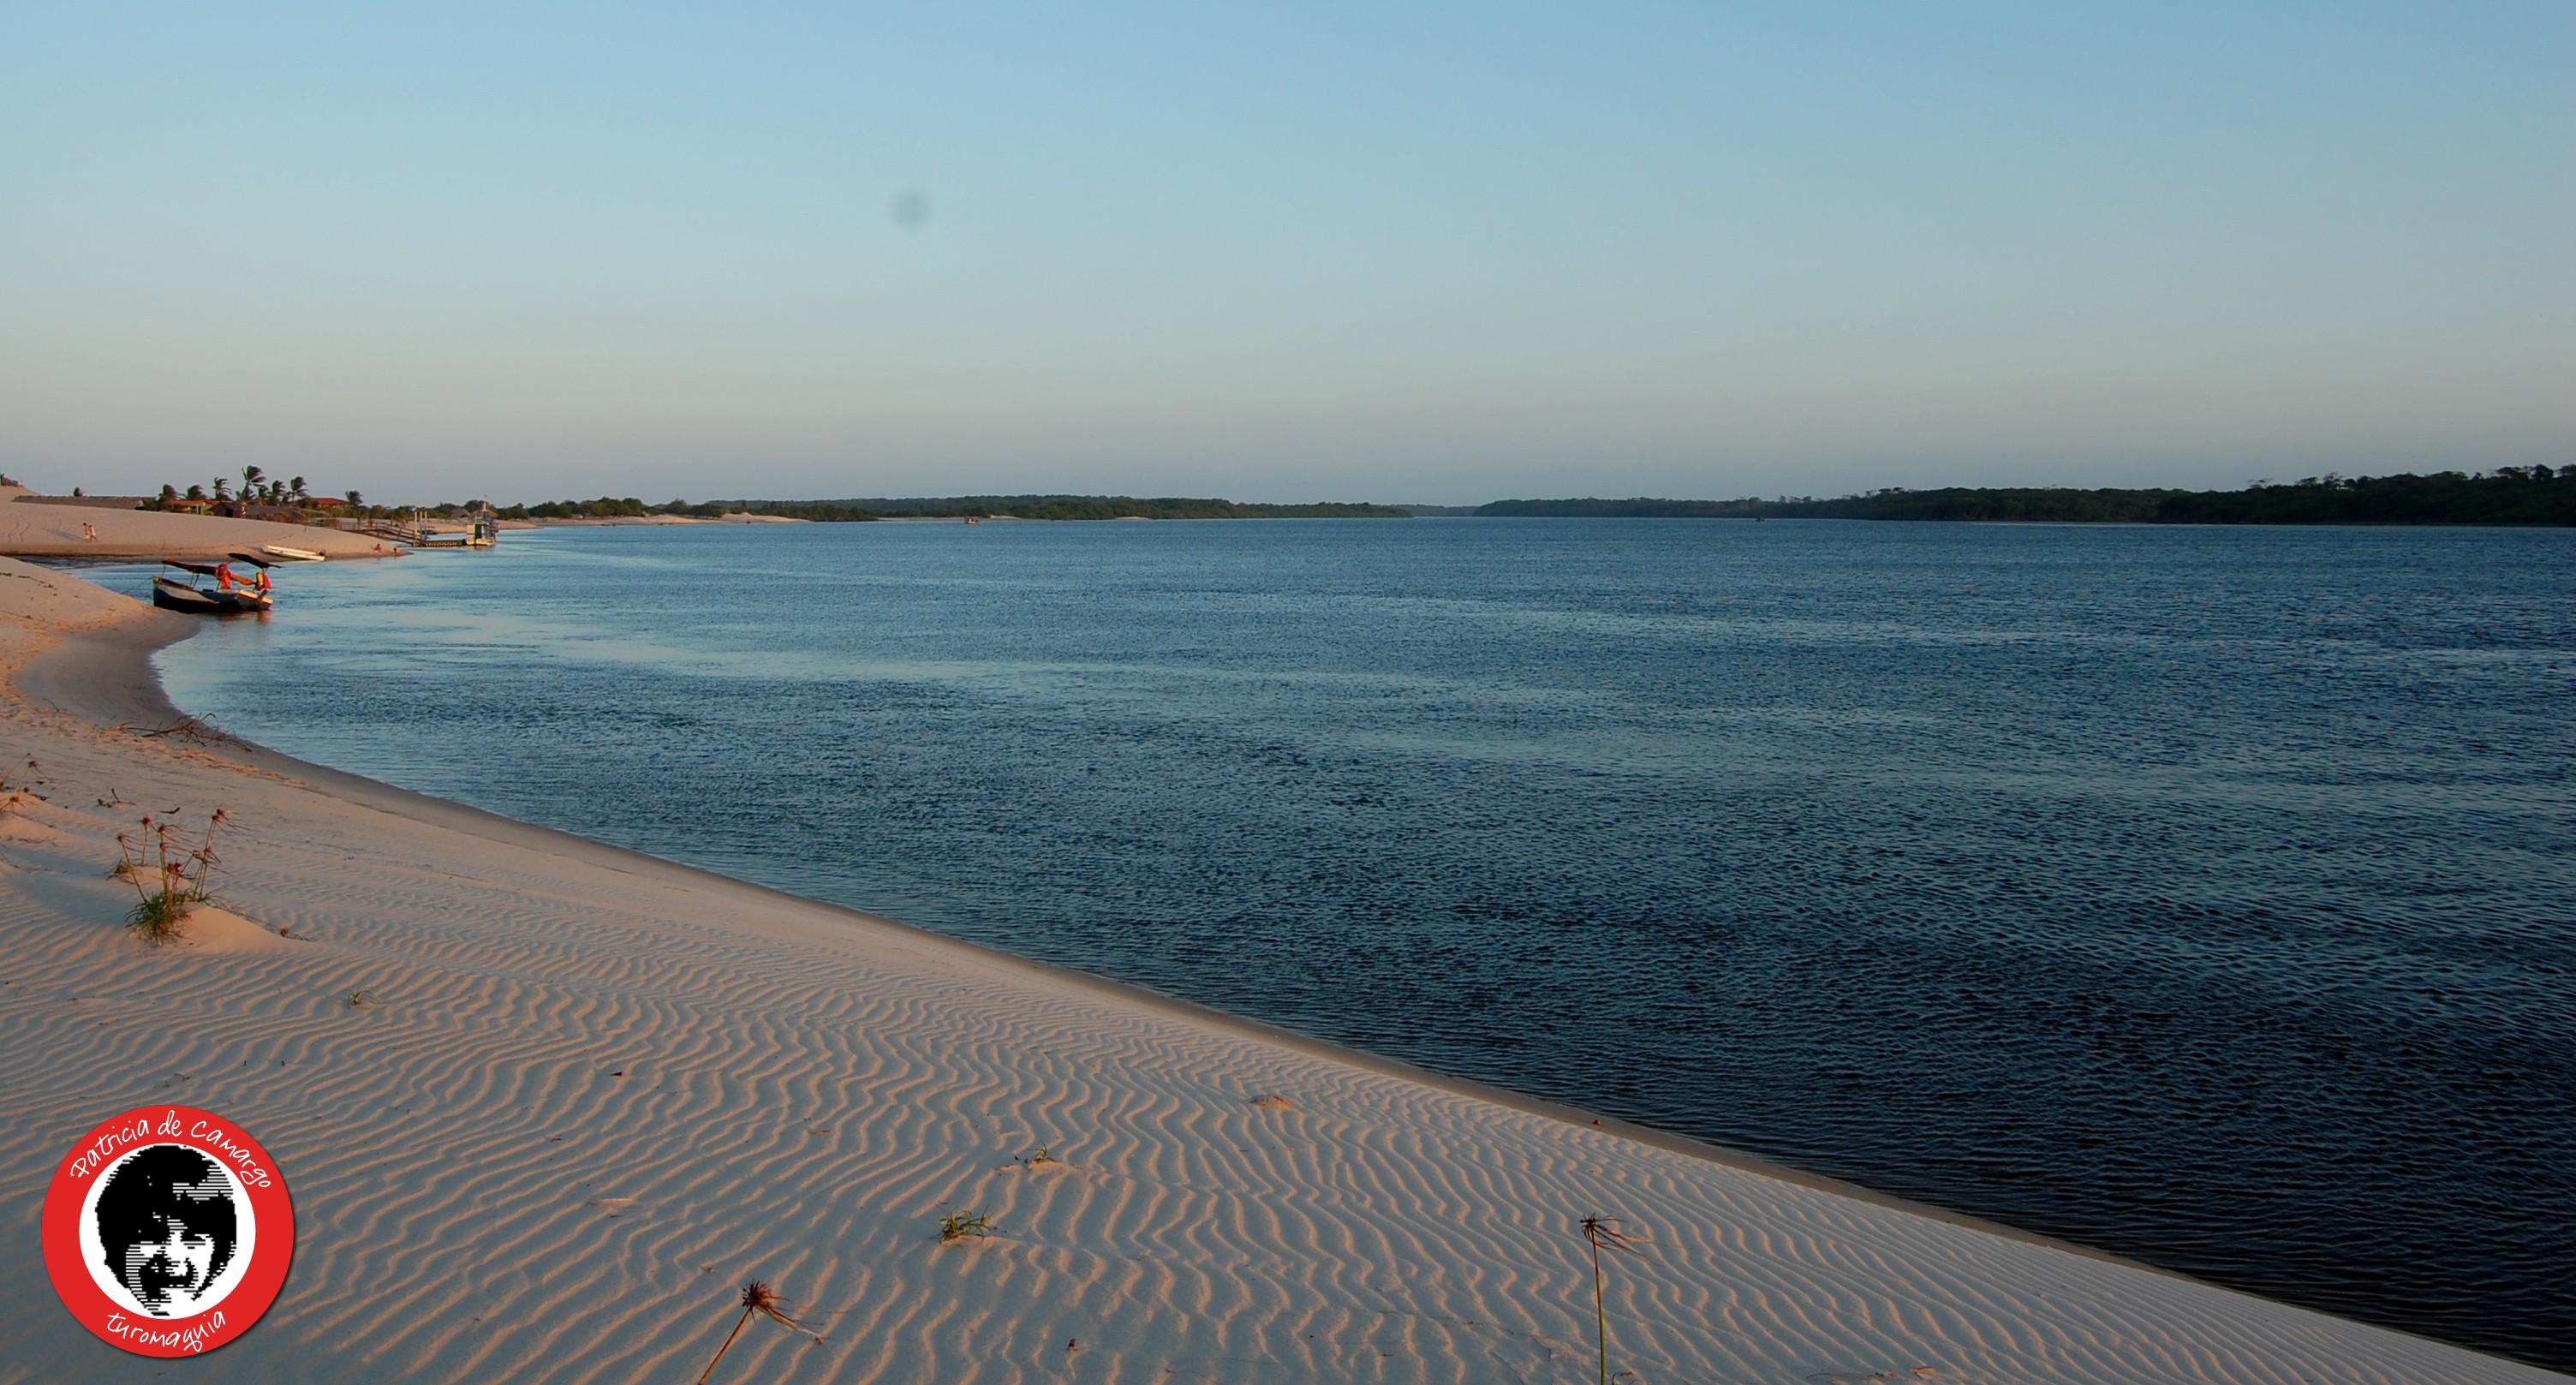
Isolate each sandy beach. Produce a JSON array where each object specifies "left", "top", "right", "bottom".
[
  {"left": 0, "top": 555, "right": 2557, "bottom": 1384},
  {"left": 0, "top": 491, "right": 403, "bottom": 562}
]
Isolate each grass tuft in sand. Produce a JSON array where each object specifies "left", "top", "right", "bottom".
[
  {"left": 938, "top": 1207, "right": 996, "bottom": 1244},
  {"left": 114, "top": 808, "right": 227, "bottom": 945}
]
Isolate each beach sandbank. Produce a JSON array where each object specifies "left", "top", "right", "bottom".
[{"left": 0, "top": 490, "right": 402, "bottom": 561}]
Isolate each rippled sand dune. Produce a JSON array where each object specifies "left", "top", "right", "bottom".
[{"left": 0, "top": 558, "right": 2556, "bottom": 1383}]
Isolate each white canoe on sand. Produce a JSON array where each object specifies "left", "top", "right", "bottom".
[{"left": 259, "top": 545, "right": 325, "bottom": 562}]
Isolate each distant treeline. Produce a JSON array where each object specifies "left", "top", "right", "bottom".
[
  {"left": 430, "top": 470, "right": 2576, "bottom": 527},
  {"left": 493, "top": 497, "right": 882, "bottom": 522},
  {"left": 1476, "top": 467, "right": 2576, "bottom": 526},
  {"left": 484, "top": 495, "right": 1410, "bottom": 522},
  {"left": 814, "top": 494, "right": 1410, "bottom": 520}
]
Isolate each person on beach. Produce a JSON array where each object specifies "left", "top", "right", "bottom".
[
  {"left": 81, "top": 522, "right": 97, "bottom": 542},
  {"left": 93, "top": 1145, "right": 240, "bottom": 1316}
]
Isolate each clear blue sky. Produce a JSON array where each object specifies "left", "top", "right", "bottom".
[{"left": 3, "top": 3, "right": 2569, "bottom": 504}]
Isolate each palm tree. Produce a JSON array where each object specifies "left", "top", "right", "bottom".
[
  {"left": 185, "top": 483, "right": 206, "bottom": 501},
  {"left": 242, "top": 465, "right": 265, "bottom": 496},
  {"left": 212, "top": 478, "right": 231, "bottom": 502},
  {"left": 290, "top": 476, "right": 308, "bottom": 502},
  {"left": 159, "top": 484, "right": 178, "bottom": 502},
  {"left": 344, "top": 488, "right": 363, "bottom": 510}
]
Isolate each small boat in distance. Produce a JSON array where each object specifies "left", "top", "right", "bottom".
[
  {"left": 152, "top": 557, "right": 274, "bottom": 615},
  {"left": 259, "top": 544, "right": 325, "bottom": 562}
]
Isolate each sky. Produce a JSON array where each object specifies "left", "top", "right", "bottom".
[{"left": 3, "top": 3, "right": 2570, "bottom": 505}]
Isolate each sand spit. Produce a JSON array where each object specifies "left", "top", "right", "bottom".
[
  {"left": 0, "top": 558, "right": 2557, "bottom": 1383},
  {"left": 0, "top": 491, "right": 401, "bottom": 561}
]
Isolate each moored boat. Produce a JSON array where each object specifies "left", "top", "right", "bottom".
[
  {"left": 152, "top": 576, "right": 237, "bottom": 613},
  {"left": 408, "top": 518, "right": 498, "bottom": 548},
  {"left": 153, "top": 558, "right": 275, "bottom": 614},
  {"left": 259, "top": 544, "right": 325, "bottom": 562}
]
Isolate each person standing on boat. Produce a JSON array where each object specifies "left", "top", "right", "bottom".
[{"left": 213, "top": 563, "right": 235, "bottom": 590}]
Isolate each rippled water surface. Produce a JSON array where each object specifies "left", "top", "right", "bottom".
[{"left": 142, "top": 519, "right": 2575, "bottom": 1368}]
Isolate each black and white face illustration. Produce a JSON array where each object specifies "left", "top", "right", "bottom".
[{"left": 86, "top": 1145, "right": 248, "bottom": 1316}]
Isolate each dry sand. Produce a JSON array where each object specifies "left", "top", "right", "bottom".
[
  {"left": 0, "top": 490, "right": 402, "bottom": 560},
  {"left": 0, "top": 557, "right": 2558, "bottom": 1383}
]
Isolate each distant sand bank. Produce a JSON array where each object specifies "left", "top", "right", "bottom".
[{"left": 0, "top": 558, "right": 2556, "bottom": 1382}]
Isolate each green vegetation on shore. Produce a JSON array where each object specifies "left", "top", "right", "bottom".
[
  {"left": 1476, "top": 467, "right": 2576, "bottom": 526},
  {"left": 488, "top": 495, "right": 1411, "bottom": 522},
  {"left": 110, "top": 469, "right": 2574, "bottom": 528},
  {"left": 120, "top": 482, "right": 1406, "bottom": 523},
  {"left": 800, "top": 494, "right": 1409, "bottom": 520},
  {"left": 499, "top": 497, "right": 882, "bottom": 522}
]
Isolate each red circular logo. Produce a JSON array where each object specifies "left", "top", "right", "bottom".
[{"left": 41, "top": 1106, "right": 293, "bottom": 1357}]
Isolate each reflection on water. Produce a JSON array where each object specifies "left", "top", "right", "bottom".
[{"left": 143, "top": 519, "right": 2576, "bottom": 1370}]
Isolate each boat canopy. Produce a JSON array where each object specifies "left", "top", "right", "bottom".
[
  {"left": 224, "top": 552, "right": 280, "bottom": 569},
  {"left": 160, "top": 558, "right": 225, "bottom": 576}
]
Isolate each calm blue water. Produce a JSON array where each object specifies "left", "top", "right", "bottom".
[{"left": 137, "top": 520, "right": 2574, "bottom": 1368}]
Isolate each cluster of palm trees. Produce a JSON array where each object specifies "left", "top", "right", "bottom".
[{"left": 154, "top": 466, "right": 367, "bottom": 513}]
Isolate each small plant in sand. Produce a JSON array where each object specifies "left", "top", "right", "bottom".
[
  {"left": 693, "top": 1280, "right": 806, "bottom": 1384},
  {"left": 2, "top": 759, "right": 48, "bottom": 801},
  {"left": 112, "top": 809, "right": 227, "bottom": 945},
  {"left": 1015, "top": 1143, "right": 1057, "bottom": 1167},
  {"left": 937, "top": 1207, "right": 996, "bottom": 1243},
  {"left": 1578, "top": 1215, "right": 1643, "bottom": 1385}
]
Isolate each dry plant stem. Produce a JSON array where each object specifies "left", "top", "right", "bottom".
[
  {"left": 694, "top": 1305, "right": 754, "bottom": 1385},
  {"left": 1579, "top": 1215, "right": 1639, "bottom": 1385},
  {"left": 695, "top": 1280, "right": 801, "bottom": 1384},
  {"left": 126, "top": 716, "right": 241, "bottom": 746},
  {"left": 1592, "top": 1230, "right": 1607, "bottom": 1385}
]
